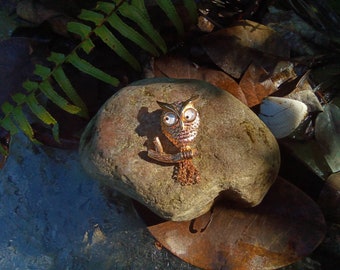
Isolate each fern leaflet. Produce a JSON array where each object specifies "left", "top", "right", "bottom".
[
  {"left": 67, "top": 52, "right": 120, "bottom": 85},
  {"left": 156, "top": 0, "right": 184, "bottom": 35},
  {"left": 0, "top": 0, "right": 198, "bottom": 153}
]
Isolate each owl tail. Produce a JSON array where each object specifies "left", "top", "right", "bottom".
[{"left": 173, "top": 159, "right": 200, "bottom": 185}]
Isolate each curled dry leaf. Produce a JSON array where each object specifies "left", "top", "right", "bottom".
[
  {"left": 199, "top": 20, "right": 290, "bottom": 79},
  {"left": 239, "top": 61, "right": 300, "bottom": 107},
  {"left": 283, "top": 71, "right": 323, "bottom": 113},
  {"left": 315, "top": 104, "right": 340, "bottom": 173},
  {"left": 152, "top": 54, "right": 247, "bottom": 104},
  {"left": 151, "top": 18, "right": 296, "bottom": 107},
  {"left": 287, "top": 90, "right": 323, "bottom": 113},
  {"left": 148, "top": 177, "right": 326, "bottom": 270},
  {"left": 152, "top": 54, "right": 300, "bottom": 107},
  {"left": 259, "top": 96, "right": 308, "bottom": 139},
  {"left": 239, "top": 63, "right": 276, "bottom": 107}
]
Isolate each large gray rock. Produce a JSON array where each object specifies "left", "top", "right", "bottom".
[{"left": 80, "top": 78, "right": 280, "bottom": 221}]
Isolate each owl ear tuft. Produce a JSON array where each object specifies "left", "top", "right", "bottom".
[
  {"left": 182, "top": 95, "right": 199, "bottom": 107},
  {"left": 189, "top": 95, "right": 199, "bottom": 102},
  {"left": 156, "top": 101, "right": 175, "bottom": 112}
]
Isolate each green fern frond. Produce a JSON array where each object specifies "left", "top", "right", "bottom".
[
  {"left": 26, "top": 94, "right": 57, "bottom": 125},
  {"left": 38, "top": 81, "right": 81, "bottom": 114},
  {"left": 66, "top": 52, "right": 120, "bottom": 85},
  {"left": 112, "top": 1, "right": 168, "bottom": 53},
  {"left": 12, "top": 106, "right": 36, "bottom": 142},
  {"left": 52, "top": 66, "right": 89, "bottom": 118},
  {"left": 156, "top": 0, "right": 184, "bottom": 35},
  {"left": 106, "top": 13, "right": 159, "bottom": 56},
  {"left": 77, "top": 9, "right": 104, "bottom": 25},
  {"left": 0, "top": 0, "right": 198, "bottom": 152},
  {"left": 1, "top": 99, "right": 36, "bottom": 142},
  {"left": 0, "top": 116, "right": 19, "bottom": 135},
  {"left": 183, "top": 0, "right": 198, "bottom": 23},
  {"left": 1, "top": 103, "right": 20, "bottom": 135},
  {"left": 34, "top": 64, "right": 51, "bottom": 80},
  {"left": 95, "top": 24, "right": 141, "bottom": 70},
  {"left": 67, "top": 21, "right": 92, "bottom": 40}
]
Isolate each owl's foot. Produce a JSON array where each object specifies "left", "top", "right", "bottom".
[
  {"left": 148, "top": 137, "right": 200, "bottom": 185},
  {"left": 173, "top": 160, "right": 200, "bottom": 185}
]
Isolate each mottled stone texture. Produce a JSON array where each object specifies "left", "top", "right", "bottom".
[{"left": 79, "top": 78, "right": 280, "bottom": 221}]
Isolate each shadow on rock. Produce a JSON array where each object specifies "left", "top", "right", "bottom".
[{"left": 135, "top": 106, "right": 177, "bottom": 164}]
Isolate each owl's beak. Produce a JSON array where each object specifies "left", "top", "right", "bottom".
[{"left": 179, "top": 120, "right": 184, "bottom": 129}]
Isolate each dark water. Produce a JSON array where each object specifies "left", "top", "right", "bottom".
[{"left": 0, "top": 133, "right": 195, "bottom": 269}]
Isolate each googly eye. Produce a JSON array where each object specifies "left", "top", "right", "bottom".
[
  {"left": 183, "top": 108, "right": 197, "bottom": 122},
  {"left": 163, "top": 112, "right": 178, "bottom": 126}
]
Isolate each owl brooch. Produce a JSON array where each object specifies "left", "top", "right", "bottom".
[{"left": 148, "top": 95, "right": 200, "bottom": 185}]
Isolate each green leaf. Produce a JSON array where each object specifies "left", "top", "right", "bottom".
[
  {"left": 78, "top": 9, "right": 104, "bottom": 25},
  {"left": 183, "top": 0, "right": 198, "bottom": 23},
  {"left": 67, "top": 22, "right": 92, "bottom": 40},
  {"left": 12, "top": 106, "right": 35, "bottom": 141},
  {"left": 1, "top": 102, "right": 14, "bottom": 115},
  {"left": 48, "top": 52, "right": 65, "bottom": 65},
  {"left": 0, "top": 116, "right": 19, "bottom": 134},
  {"left": 34, "top": 64, "right": 51, "bottom": 80},
  {"left": 107, "top": 13, "right": 159, "bottom": 56},
  {"left": 156, "top": 0, "right": 184, "bottom": 35},
  {"left": 23, "top": 80, "right": 39, "bottom": 92},
  {"left": 52, "top": 66, "right": 89, "bottom": 118},
  {"left": 67, "top": 52, "right": 119, "bottom": 86},
  {"left": 118, "top": 3, "right": 167, "bottom": 53},
  {"left": 39, "top": 80, "right": 81, "bottom": 114},
  {"left": 131, "top": 0, "right": 150, "bottom": 20},
  {"left": 94, "top": 24, "right": 141, "bottom": 70},
  {"left": 26, "top": 94, "right": 57, "bottom": 125},
  {"left": 96, "top": 1, "right": 116, "bottom": 14},
  {"left": 80, "top": 39, "right": 95, "bottom": 54},
  {"left": 12, "top": 93, "right": 26, "bottom": 105},
  {"left": 52, "top": 123, "right": 60, "bottom": 143}
]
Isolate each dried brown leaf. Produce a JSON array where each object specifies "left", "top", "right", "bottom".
[
  {"left": 199, "top": 20, "right": 290, "bottom": 79},
  {"left": 148, "top": 177, "right": 326, "bottom": 270},
  {"left": 153, "top": 54, "right": 247, "bottom": 104},
  {"left": 239, "top": 63, "right": 277, "bottom": 107}
]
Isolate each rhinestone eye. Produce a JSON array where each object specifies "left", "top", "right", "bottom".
[
  {"left": 183, "top": 108, "right": 197, "bottom": 122},
  {"left": 163, "top": 112, "right": 178, "bottom": 126}
]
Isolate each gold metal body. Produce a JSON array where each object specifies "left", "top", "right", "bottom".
[{"left": 147, "top": 96, "right": 200, "bottom": 185}]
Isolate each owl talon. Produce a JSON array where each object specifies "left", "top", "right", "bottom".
[{"left": 153, "top": 136, "right": 164, "bottom": 153}]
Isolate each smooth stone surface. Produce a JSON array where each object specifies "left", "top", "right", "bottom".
[{"left": 80, "top": 78, "right": 280, "bottom": 221}]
